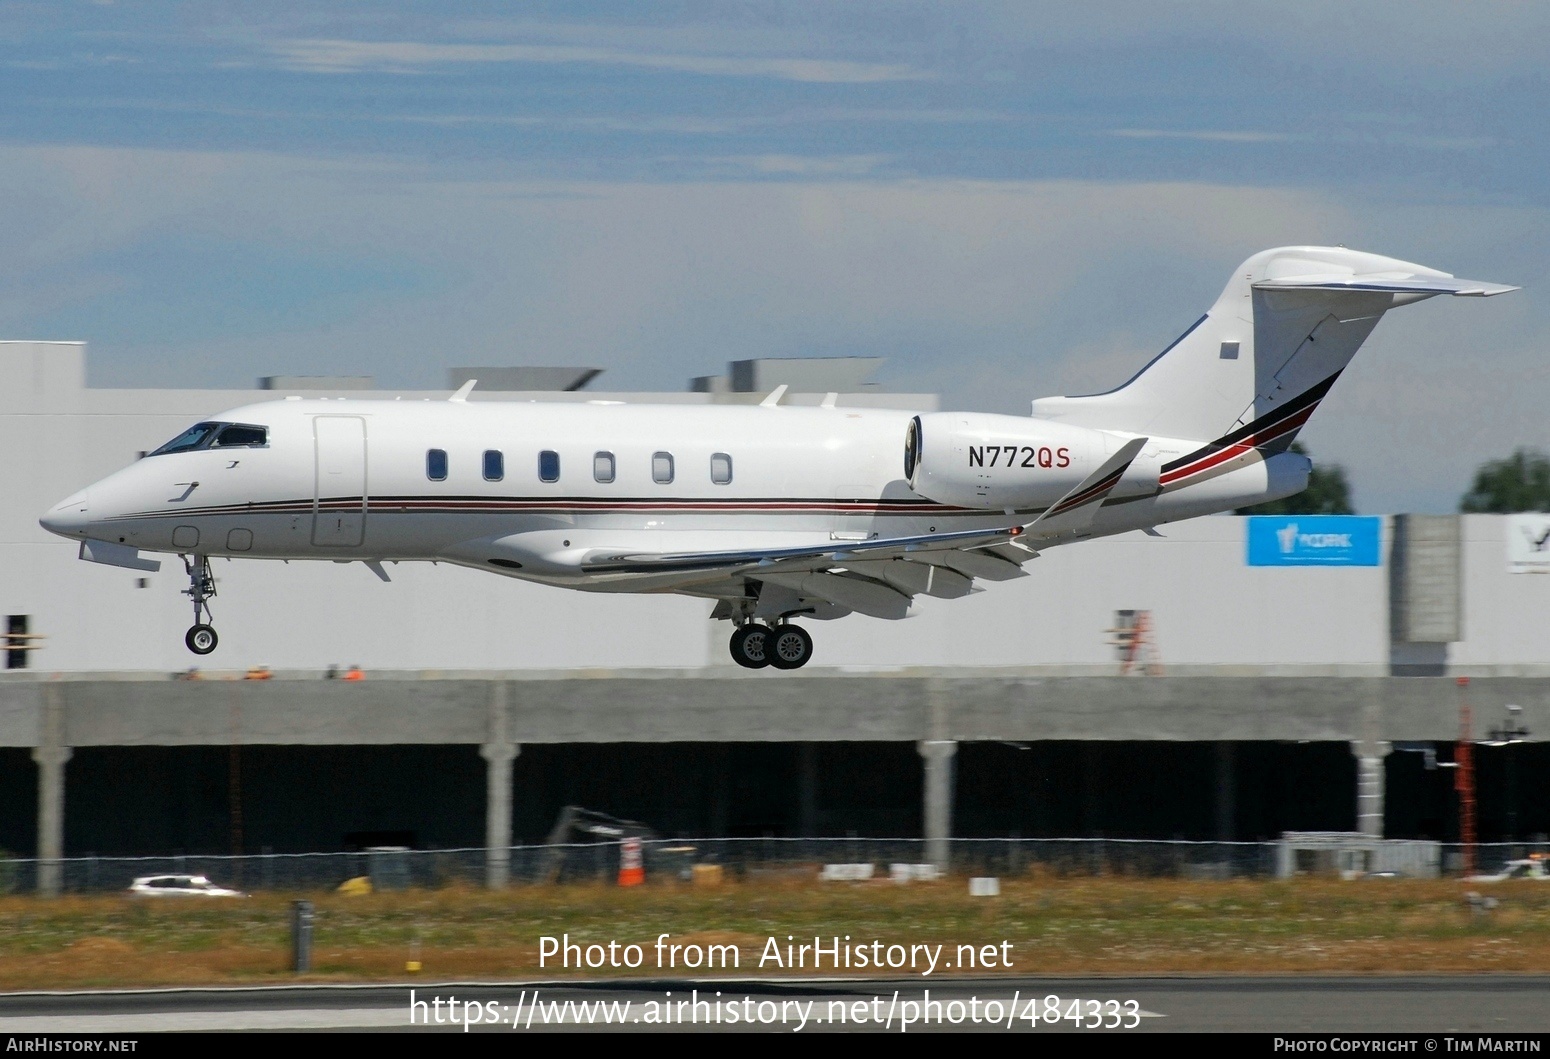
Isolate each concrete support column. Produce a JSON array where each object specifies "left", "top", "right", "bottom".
[
  {"left": 34, "top": 682, "right": 70, "bottom": 897},
  {"left": 32, "top": 745, "right": 71, "bottom": 897},
  {"left": 918, "top": 740, "right": 957, "bottom": 871},
  {"left": 482, "top": 681, "right": 517, "bottom": 890},
  {"left": 1215, "top": 742, "right": 1236, "bottom": 843},
  {"left": 482, "top": 742, "right": 518, "bottom": 888},
  {"left": 1352, "top": 740, "right": 1391, "bottom": 839}
]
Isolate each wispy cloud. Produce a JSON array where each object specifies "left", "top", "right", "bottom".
[
  {"left": 702, "top": 154, "right": 895, "bottom": 177},
  {"left": 1108, "top": 128, "right": 1496, "bottom": 152},
  {"left": 1109, "top": 128, "right": 1295, "bottom": 144},
  {"left": 1378, "top": 133, "right": 1496, "bottom": 151},
  {"left": 1, "top": 140, "right": 1541, "bottom": 512},
  {"left": 268, "top": 38, "right": 929, "bottom": 84}
]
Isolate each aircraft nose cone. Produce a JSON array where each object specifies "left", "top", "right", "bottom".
[{"left": 40, "top": 490, "right": 90, "bottom": 537}]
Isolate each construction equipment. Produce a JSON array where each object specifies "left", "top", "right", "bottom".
[{"left": 541, "top": 806, "right": 657, "bottom": 884}]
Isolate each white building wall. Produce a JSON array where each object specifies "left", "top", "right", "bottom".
[
  {"left": 816, "top": 517, "right": 1390, "bottom": 672},
  {"left": 1450, "top": 514, "right": 1550, "bottom": 673}
]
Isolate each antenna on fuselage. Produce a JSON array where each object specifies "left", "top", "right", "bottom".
[
  {"left": 759, "top": 384, "right": 788, "bottom": 407},
  {"left": 449, "top": 379, "right": 477, "bottom": 402}
]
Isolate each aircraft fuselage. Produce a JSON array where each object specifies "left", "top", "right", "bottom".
[{"left": 41, "top": 397, "right": 1287, "bottom": 591}]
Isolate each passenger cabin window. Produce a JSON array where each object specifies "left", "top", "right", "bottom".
[
  {"left": 427, "top": 449, "right": 448, "bottom": 481},
  {"left": 483, "top": 450, "right": 504, "bottom": 481},
  {"left": 711, "top": 452, "right": 733, "bottom": 485},
  {"left": 594, "top": 451, "right": 616, "bottom": 483},
  {"left": 652, "top": 452, "right": 675, "bottom": 484},
  {"left": 538, "top": 450, "right": 561, "bottom": 483}
]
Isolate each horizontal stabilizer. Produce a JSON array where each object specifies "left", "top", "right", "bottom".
[{"left": 1254, "top": 275, "right": 1518, "bottom": 298}]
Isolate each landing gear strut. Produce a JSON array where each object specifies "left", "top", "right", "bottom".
[
  {"left": 729, "top": 621, "right": 813, "bottom": 670},
  {"left": 181, "top": 554, "right": 218, "bottom": 656}
]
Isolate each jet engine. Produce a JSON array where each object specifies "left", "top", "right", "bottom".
[{"left": 904, "top": 412, "right": 1159, "bottom": 511}]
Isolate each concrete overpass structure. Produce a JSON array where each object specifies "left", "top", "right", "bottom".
[{"left": 5, "top": 670, "right": 1545, "bottom": 892}]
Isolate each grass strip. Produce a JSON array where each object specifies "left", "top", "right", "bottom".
[{"left": 3, "top": 876, "right": 1549, "bottom": 989}]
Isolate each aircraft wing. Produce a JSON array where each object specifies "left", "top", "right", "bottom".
[
  {"left": 579, "top": 440, "right": 1148, "bottom": 618},
  {"left": 582, "top": 523, "right": 1026, "bottom": 576},
  {"left": 582, "top": 524, "right": 1033, "bottom": 620},
  {"left": 1021, "top": 436, "right": 1148, "bottom": 542}
]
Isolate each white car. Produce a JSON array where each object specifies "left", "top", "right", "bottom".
[
  {"left": 1467, "top": 858, "right": 1550, "bottom": 883},
  {"left": 128, "top": 874, "right": 246, "bottom": 897}
]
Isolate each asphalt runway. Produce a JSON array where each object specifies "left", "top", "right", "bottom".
[{"left": 3, "top": 977, "right": 1549, "bottom": 1033}]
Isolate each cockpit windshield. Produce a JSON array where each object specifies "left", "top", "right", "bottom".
[
  {"left": 213, "top": 424, "right": 268, "bottom": 447},
  {"left": 148, "top": 421, "right": 268, "bottom": 456}
]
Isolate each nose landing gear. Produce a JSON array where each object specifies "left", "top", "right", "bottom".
[
  {"left": 185, "top": 623, "right": 217, "bottom": 655},
  {"left": 728, "top": 621, "right": 813, "bottom": 670},
  {"left": 181, "top": 555, "right": 218, "bottom": 656}
]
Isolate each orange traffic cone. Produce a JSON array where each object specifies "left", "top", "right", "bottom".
[{"left": 618, "top": 836, "right": 645, "bottom": 887}]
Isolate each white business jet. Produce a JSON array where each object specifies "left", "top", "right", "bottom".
[{"left": 40, "top": 247, "right": 1514, "bottom": 670}]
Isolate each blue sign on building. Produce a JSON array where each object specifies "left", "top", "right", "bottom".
[{"left": 1246, "top": 515, "right": 1382, "bottom": 567}]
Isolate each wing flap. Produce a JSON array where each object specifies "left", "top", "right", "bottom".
[
  {"left": 581, "top": 523, "right": 1023, "bottom": 576},
  {"left": 846, "top": 558, "right": 975, "bottom": 599},
  {"left": 935, "top": 549, "right": 1028, "bottom": 581},
  {"left": 761, "top": 570, "right": 912, "bottom": 620}
]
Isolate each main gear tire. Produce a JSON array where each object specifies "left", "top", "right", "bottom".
[
  {"left": 729, "top": 624, "right": 772, "bottom": 669},
  {"left": 766, "top": 624, "right": 813, "bottom": 670}
]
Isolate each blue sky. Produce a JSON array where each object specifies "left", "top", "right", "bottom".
[{"left": 1, "top": 2, "right": 1546, "bottom": 511}]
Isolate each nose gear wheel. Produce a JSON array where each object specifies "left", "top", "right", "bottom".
[
  {"left": 185, "top": 624, "right": 218, "bottom": 655},
  {"left": 181, "top": 554, "right": 219, "bottom": 656}
]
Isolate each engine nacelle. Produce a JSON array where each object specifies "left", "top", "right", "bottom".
[{"left": 905, "top": 412, "right": 1158, "bottom": 511}]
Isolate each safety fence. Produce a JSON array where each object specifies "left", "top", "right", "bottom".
[{"left": 0, "top": 838, "right": 1544, "bottom": 894}]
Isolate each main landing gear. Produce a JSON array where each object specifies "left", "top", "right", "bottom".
[
  {"left": 729, "top": 621, "right": 813, "bottom": 670},
  {"left": 181, "top": 554, "right": 219, "bottom": 656}
]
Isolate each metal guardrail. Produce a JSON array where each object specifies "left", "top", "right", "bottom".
[{"left": 0, "top": 839, "right": 1543, "bottom": 894}]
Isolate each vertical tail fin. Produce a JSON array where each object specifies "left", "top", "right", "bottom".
[{"left": 1032, "top": 246, "right": 1515, "bottom": 444}]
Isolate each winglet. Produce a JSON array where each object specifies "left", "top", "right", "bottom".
[
  {"left": 760, "top": 384, "right": 789, "bottom": 407},
  {"left": 1023, "top": 437, "right": 1148, "bottom": 540},
  {"left": 449, "top": 380, "right": 477, "bottom": 402}
]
